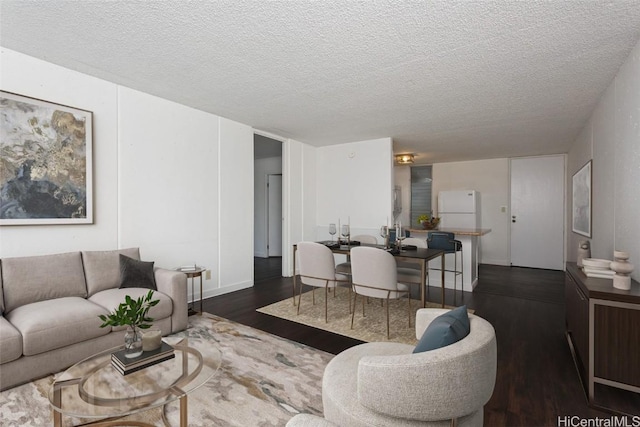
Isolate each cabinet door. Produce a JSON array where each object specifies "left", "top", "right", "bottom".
[{"left": 565, "top": 272, "right": 589, "bottom": 371}]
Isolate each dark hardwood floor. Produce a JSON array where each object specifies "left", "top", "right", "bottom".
[
  {"left": 202, "top": 264, "right": 632, "bottom": 427},
  {"left": 254, "top": 256, "right": 283, "bottom": 283}
]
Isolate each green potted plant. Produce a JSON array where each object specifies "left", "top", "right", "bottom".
[
  {"left": 98, "top": 290, "right": 160, "bottom": 358},
  {"left": 417, "top": 213, "right": 440, "bottom": 230}
]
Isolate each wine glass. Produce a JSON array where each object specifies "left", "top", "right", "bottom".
[
  {"left": 341, "top": 224, "right": 350, "bottom": 244},
  {"left": 396, "top": 225, "right": 406, "bottom": 250},
  {"left": 329, "top": 223, "right": 337, "bottom": 242},
  {"left": 380, "top": 226, "right": 389, "bottom": 248}
]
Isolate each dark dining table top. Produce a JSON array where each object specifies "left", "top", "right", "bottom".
[{"left": 314, "top": 241, "right": 444, "bottom": 261}]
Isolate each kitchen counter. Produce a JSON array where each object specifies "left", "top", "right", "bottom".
[
  {"left": 408, "top": 228, "right": 492, "bottom": 292},
  {"left": 408, "top": 227, "right": 491, "bottom": 236}
]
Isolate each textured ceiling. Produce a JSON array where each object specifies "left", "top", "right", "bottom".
[{"left": 2, "top": 1, "right": 640, "bottom": 164}]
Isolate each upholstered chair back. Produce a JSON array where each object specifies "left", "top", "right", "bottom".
[
  {"left": 351, "top": 247, "right": 406, "bottom": 299},
  {"left": 297, "top": 242, "right": 341, "bottom": 288}
]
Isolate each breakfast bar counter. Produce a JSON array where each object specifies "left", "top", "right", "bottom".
[{"left": 408, "top": 227, "right": 492, "bottom": 292}]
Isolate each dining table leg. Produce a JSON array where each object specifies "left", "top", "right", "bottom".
[
  {"left": 421, "top": 259, "right": 427, "bottom": 308},
  {"left": 292, "top": 245, "right": 297, "bottom": 306},
  {"left": 441, "top": 253, "right": 445, "bottom": 308}
]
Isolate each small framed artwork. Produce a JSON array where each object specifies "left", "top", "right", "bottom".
[
  {"left": 572, "top": 160, "right": 592, "bottom": 237},
  {"left": 0, "top": 91, "right": 93, "bottom": 225}
]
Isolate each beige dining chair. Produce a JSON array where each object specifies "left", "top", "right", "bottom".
[
  {"left": 296, "top": 242, "right": 350, "bottom": 322},
  {"left": 335, "top": 234, "right": 378, "bottom": 276},
  {"left": 350, "top": 246, "right": 411, "bottom": 338}
]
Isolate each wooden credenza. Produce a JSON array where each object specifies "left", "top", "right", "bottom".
[{"left": 565, "top": 262, "right": 640, "bottom": 414}]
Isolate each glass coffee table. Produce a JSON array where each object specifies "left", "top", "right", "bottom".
[{"left": 49, "top": 337, "right": 221, "bottom": 427}]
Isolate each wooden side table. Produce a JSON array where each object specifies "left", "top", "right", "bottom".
[{"left": 176, "top": 266, "right": 205, "bottom": 315}]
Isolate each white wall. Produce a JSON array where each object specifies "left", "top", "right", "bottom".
[
  {"left": 0, "top": 48, "right": 119, "bottom": 255},
  {"left": 315, "top": 138, "right": 394, "bottom": 240},
  {"left": 254, "top": 156, "right": 282, "bottom": 257},
  {"left": 567, "top": 38, "right": 640, "bottom": 281},
  {"left": 218, "top": 118, "right": 254, "bottom": 292},
  {"left": 117, "top": 87, "right": 219, "bottom": 293},
  {"left": 432, "top": 158, "right": 510, "bottom": 266},
  {"left": 280, "top": 138, "right": 316, "bottom": 276},
  {"left": 0, "top": 48, "right": 257, "bottom": 301}
]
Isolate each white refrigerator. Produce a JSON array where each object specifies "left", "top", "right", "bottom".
[{"left": 437, "top": 190, "right": 480, "bottom": 229}]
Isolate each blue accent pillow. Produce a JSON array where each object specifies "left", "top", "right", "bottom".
[{"left": 413, "top": 305, "right": 470, "bottom": 353}]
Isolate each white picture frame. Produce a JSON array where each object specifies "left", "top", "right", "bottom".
[
  {"left": 572, "top": 160, "right": 591, "bottom": 237},
  {"left": 0, "top": 91, "right": 93, "bottom": 225}
]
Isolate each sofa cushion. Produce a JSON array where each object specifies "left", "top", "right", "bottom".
[
  {"left": 90, "top": 288, "right": 173, "bottom": 331},
  {"left": 413, "top": 305, "right": 470, "bottom": 353},
  {"left": 5, "top": 297, "right": 109, "bottom": 356},
  {"left": 0, "top": 316, "right": 22, "bottom": 363},
  {"left": 82, "top": 248, "right": 141, "bottom": 296},
  {"left": 2, "top": 252, "right": 87, "bottom": 313},
  {"left": 119, "top": 255, "right": 156, "bottom": 290}
]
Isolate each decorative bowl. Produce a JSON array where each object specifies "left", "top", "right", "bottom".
[{"left": 420, "top": 218, "right": 440, "bottom": 230}]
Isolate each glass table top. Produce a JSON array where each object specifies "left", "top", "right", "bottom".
[{"left": 48, "top": 336, "right": 221, "bottom": 419}]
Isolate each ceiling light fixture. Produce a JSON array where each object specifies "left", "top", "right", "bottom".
[{"left": 395, "top": 154, "right": 414, "bottom": 165}]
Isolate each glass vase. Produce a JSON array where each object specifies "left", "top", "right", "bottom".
[{"left": 124, "top": 325, "right": 143, "bottom": 358}]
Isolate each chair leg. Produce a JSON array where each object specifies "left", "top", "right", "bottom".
[
  {"left": 407, "top": 293, "right": 412, "bottom": 328},
  {"left": 453, "top": 252, "right": 457, "bottom": 305},
  {"left": 426, "top": 271, "right": 430, "bottom": 301},
  {"left": 351, "top": 293, "right": 357, "bottom": 329},
  {"left": 324, "top": 286, "right": 328, "bottom": 323},
  {"left": 460, "top": 250, "right": 464, "bottom": 302},
  {"left": 292, "top": 277, "right": 297, "bottom": 307},
  {"left": 386, "top": 297, "right": 390, "bottom": 339},
  {"left": 297, "top": 283, "right": 304, "bottom": 315}
]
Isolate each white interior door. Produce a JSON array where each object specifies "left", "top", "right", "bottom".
[
  {"left": 510, "top": 156, "right": 565, "bottom": 270},
  {"left": 267, "top": 174, "right": 282, "bottom": 257}
]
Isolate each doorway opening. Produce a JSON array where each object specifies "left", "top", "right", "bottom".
[{"left": 254, "top": 134, "right": 283, "bottom": 282}]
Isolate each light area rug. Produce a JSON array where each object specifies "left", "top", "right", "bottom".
[
  {"left": 257, "top": 287, "right": 470, "bottom": 345},
  {"left": 0, "top": 313, "right": 331, "bottom": 426}
]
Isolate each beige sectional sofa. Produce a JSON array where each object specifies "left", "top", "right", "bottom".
[{"left": 0, "top": 248, "right": 188, "bottom": 390}]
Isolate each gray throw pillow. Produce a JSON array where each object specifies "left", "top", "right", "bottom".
[
  {"left": 119, "top": 255, "right": 157, "bottom": 290},
  {"left": 413, "top": 305, "right": 470, "bottom": 353}
]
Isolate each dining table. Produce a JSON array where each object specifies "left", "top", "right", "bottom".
[{"left": 292, "top": 242, "right": 446, "bottom": 308}]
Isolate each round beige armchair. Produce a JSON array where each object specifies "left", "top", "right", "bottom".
[{"left": 287, "top": 308, "right": 497, "bottom": 427}]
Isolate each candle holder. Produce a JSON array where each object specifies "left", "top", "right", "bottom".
[
  {"left": 142, "top": 328, "right": 163, "bottom": 351},
  {"left": 610, "top": 250, "right": 634, "bottom": 290}
]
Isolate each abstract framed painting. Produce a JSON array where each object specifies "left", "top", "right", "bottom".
[
  {"left": 0, "top": 91, "right": 93, "bottom": 225},
  {"left": 572, "top": 160, "right": 591, "bottom": 237}
]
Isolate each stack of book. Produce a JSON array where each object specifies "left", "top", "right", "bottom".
[
  {"left": 180, "top": 264, "right": 198, "bottom": 272},
  {"left": 582, "top": 258, "right": 615, "bottom": 279},
  {"left": 111, "top": 342, "right": 175, "bottom": 375},
  {"left": 583, "top": 268, "right": 615, "bottom": 279}
]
